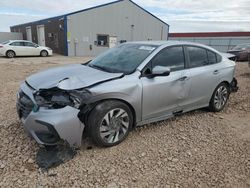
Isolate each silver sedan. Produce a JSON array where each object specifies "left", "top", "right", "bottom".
[{"left": 16, "top": 41, "right": 238, "bottom": 148}]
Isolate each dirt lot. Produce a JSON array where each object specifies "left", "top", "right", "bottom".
[{"left": 0, "top": 56, "right": 249, "bottom": 187}]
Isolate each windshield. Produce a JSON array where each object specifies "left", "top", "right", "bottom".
[
  {"left": 1, "top": 41, "right": 10, "bottom": 45},
  {"left": 232, "top": 44, "right": 250, "bottom": 50},
  {"left": 88, "top": 43, "right": 158, "bottom": 74}
]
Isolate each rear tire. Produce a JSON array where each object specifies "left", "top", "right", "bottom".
[
  {"left": 6, "top": 50, "right": 15, "bottom": 58},
  {"left": 209, "top": 83, "right": 230, "bottom": 112},
  {"left": 88, "top": 100, "right": 133, "bottom": 147},
  {"left": 40, "top": 50, "right": 48, "bottom": 57}
]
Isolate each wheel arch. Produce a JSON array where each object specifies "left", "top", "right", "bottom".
[
  {"left": 40, "top": 49, "right": 48, "bottom": 56},
  {"left": 6, "top": 50, "right": 15, "bottom": 57},
  {"left": 80, "top": 98, "right": 137, "bottom": 129},
  {"left": 219, "top": 80, "right": 230, "bottom": 87},
  {"left": 208, "top": 80, "right": 231, "bottom": 112},
  {"left": 210, "top": 80, "right": 230, "bottom": 99}
]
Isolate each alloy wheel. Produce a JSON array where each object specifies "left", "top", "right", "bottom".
[
  {"left": 214, "top": 85, "right": 228, "bottom": 110},
  {"left": 99, "top": 108, "right": 130, "bottom": 144},
  {"left": 41, "top": 51, "right": 48, "bottom": 57},
  {"left": 7, "top": 51, "right": 14, "bottom": 58}
]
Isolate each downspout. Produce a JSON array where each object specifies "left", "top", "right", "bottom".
[
  {"left": 161, "top": 26, "right": 163, "bottom": 40},
  {"left": 167, "top": 25, "right": 170, "bottom": 41},
  {"left": 63, "top": 16, "right": 68, "bottom": 56}
]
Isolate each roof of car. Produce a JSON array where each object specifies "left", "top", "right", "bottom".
[
  {"left": 130, "top": 41, "right": 224, "bottom": 55},
  {"left": 127, "top": 40, "right": 217, "bottom": 50},
  {"left": 8, "top": 40, "right": 32, "bottom": 42}
]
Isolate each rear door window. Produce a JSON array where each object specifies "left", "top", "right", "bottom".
[
  {"left": 187, "top": 46, "right": 209, "bottom": 68},
  {"left": 151, "top": 46, "right": 185, "bottom": 71},
  {"left": 216, "top": 54, "right": 222, "bottom": 62},
  {"left": 207, "top": 50, "right": 217, "bottom": 64},
  {"left": 10, "top": 42, "right": 25, "bottom": 46},
  {"left": 24, "top": 42, "right": 36, "bottom": 47}
]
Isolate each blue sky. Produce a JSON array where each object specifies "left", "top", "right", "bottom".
[{"left": 0, "top": 0, "right": 249, "bottom": 32}]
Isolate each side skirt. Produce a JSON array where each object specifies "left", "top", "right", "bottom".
[{"left": 136, "top": 104, "right": 209, "bottom": 127}]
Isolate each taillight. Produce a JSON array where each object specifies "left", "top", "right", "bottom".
[{"left": 0, "top": 46, "right": 3, "bottom": 48}]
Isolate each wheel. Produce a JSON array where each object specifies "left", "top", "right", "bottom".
[
  {"left": 88, "top": 100, "right": 133, "bottom": 147},
  {"left": 6, "top": 50, "right": 15, "bottom": 58},
  {"left": 209, "top": 83, "right": 230, "bottom": 112},
  {"left": 40, "top": 50, "right": 48, "bottom": 57}
]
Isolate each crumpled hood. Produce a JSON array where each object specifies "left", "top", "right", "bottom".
[{"left": 26, "top": 64, "right": 123, "bottom": 90}]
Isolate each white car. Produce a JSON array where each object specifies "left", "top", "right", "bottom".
[{"left": 0, "top": 40, "right": 53, "bottom": 58}]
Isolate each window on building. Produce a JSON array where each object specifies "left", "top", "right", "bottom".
[
  {"left": 48, "top": 33, "right": 54, "bottom": 38},
  {"left": 97, "top": 34, "right": 109, "bottom": 47},
  {"left": 151, "top": 46, "right": 185, "bottom": 71},
  {"left": 187, "top": 46, "right": 209, "bottom": 68},
  {"left": 207, "top": 50, "right": 217, "bottom": 64}
]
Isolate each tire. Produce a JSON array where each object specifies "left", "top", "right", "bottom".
[
  {"left": 88, "top": 100, "right": 133, "bottom": 147},
  {"left": 209, "top": 83, "right": 230, "bottom": 112},
  {"left": 6, "top": 50, "right": 15, "bottom": 58},
  {"left": 40, "top": 50, "right": 48, "bottom": 57}
]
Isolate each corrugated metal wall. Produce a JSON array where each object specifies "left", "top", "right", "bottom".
[
  {"left": 169, "top": 37, "right": 250, "bottom": 52},
  {"left": 0, "top": 32, "right": 23, "bottom": 43},
  {"left": 67, "top": 0, "right": 169, "bottom": 56},
  {"left": 10, "top": 17, "right": 66, "bottom": 55}
]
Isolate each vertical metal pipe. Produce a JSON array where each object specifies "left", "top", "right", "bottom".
[
  {"left": 161, "top": 26, "right": 163, "bottom": 40},
  {"left": 130, "top": 24, "right": 134, "bottom": 41}
]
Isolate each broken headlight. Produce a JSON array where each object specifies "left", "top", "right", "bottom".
[{"left": 34, "top": 89, "right": 91, "bottom": 109}]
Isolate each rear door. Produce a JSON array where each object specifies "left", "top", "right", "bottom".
[
  {"left": 9, "top": 42, "right": 26, "bottom": 56},
  {"left": 181, "top": 46, "right": 221, "bottom": 110},
  {"left": 141, "top": 46, "right": 190, "bottom": 121}
]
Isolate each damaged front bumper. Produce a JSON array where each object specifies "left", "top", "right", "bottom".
[{"left": 16, "top": 83, "right": 85, "bottom": 147}]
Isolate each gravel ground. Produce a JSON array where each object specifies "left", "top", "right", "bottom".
[{"left": 0, "top": 56, "right": 249, "bottom": 187}]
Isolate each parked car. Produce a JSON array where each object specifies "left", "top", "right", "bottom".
[
  {"left": 227, "top": 43, "right": 250, "bottom": 61},
  {"left": 16, "top": 41, "right": 238, "bottom": 148},
  {"left": 0, "top": 40, "right": 52, "bottom": 58}
]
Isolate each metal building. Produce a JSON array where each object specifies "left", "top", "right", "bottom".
[
  {"left": 0, "top": 32, "right": 23, "bottom": 43},
  {"left": 10, "top": 0, "right": 169, "bottom": 56},
  {"left": 169, "top": 32, "right": 250, "bottom": 52}
]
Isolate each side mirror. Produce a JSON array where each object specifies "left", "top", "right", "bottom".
[{"left": 148, "top": 66, "right": 170, "bottom": 78}]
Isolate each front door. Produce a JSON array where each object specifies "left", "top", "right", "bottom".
[
  {"left": 141, "top": 46, "right": 189, "bottom": 121},
  {"left": 37, "top": 25, "right": 45, "bottom": 46},
  {"left": 23, "top": 41, "right": 40, "bottom": 56}
]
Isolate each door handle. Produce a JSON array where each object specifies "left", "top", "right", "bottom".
[
  {"left": 213, "top": 70, "right": 219, "bottom": 75},
  {"left": 178, "top": 76, "right": 188, "bottom": 81}
]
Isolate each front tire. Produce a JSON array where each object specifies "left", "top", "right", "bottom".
[
  {"left": 40, "top": 50, "right": 48, "bottom": 57},
  {"left": 209, "top": 83, "right": 230, "bottom": 112},
  {"left": 6, "top": 50, "right": 15, "bottom": 58},
  {"left": 88, "top": 100, "right": 133, "bottom": 147}
]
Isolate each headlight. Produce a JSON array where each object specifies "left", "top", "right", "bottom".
[
  {"left": 47, "top": 47, "right": 52, "bottom": 50},
  {"left": 34, "top": 89, "right": 91, "bottom": 109}
]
